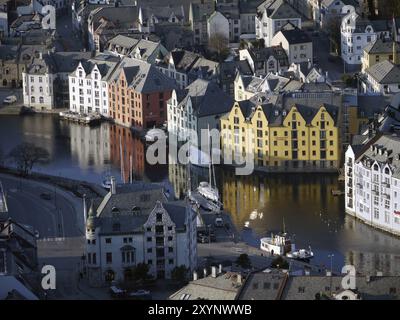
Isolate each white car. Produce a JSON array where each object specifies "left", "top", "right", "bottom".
[{"left": 3, "top": 95, "right": 17, "bottom": 104}]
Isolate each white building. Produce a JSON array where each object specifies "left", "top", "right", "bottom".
[
  {"left": 341, "top": 6, "right": 392, "bottom": 65},
  {"left": 22, "top": 53, "right": 55, "bottom": 110},
  {"left": 255, "top": 0, "right": 302, "bottom": 47},
  {"left": 207, "top": 11, "right": 230, "bottom": 43},
  {"left": 68, "top": 54, "right": 120, "bottom": 116},
  {"left": 85, "top": 180, "right": 197, "bottom": 286},
  {"left": 345, "top": 134, "right": 400, "bottom": 236},
  {"left": 167, "top": 79, "right": 233, "bottom": 142},
  {"left": 271, "top": 28, "right": 313, "bottom": 65},
  {"left": 320, "top": 0, "right": 357, "bottom": 27}
]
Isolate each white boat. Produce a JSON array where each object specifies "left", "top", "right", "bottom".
[
  {"left": 198, "top": 181, "right": 219, "bottom": 203},
  {"left": 144, "top": 128, "right": 167, "bottom": 142},
  {"left": 286, "top": 247, "right": 314, "bottom": 261},
  {"left": 260, "top": 232, "right": 295, "bottom": 256}
]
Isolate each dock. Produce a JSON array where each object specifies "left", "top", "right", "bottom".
[{"left": 59, "top": 111, "right": 102, "bottom": 125}]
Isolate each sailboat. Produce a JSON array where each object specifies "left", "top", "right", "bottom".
[{"left": 196, "top": 127, "right": 223, "bottom": 211}]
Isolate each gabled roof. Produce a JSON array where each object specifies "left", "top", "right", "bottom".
[
  {"left": 278, "top": 28, "right": 312, "bottom": 45},
  {"left": 366, "top": 60, "right": 400, "bottom": 84},
  {"left": 258, "top": 0, "right": 301, "bottom": 20},
  {"left": 364, "top": 38, "right": 400, "bottom": 55}
]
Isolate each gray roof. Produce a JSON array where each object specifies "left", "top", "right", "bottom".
[
  {"left": 112, "top": 57, "right": 177, "bottom": 93},
  {"left": 366, "top": 60, "right": 400, "bottom": 84},
  {"left": 258, "top": 0, "right": 301, "bottom": 20},
  {"left": 364, "top": 38, "right": 400, "bottom": 55},
  {"left": 140, "top": 4, "right": 185, "bottom": 21},
  {"left": 169, "top": 272, "right": 244, "bottom": 300},
  {"left": 356, "top": 134, "right": 400, "bottom": 179},
  {"left": 89, "top": 5, "right": 139, "bottom": 31},
  {"left": 279, "top": 28, "right": 312, "bottom": 45},
  {"left": 73, "top": 54, "right": 120, "bottom": 80},
  {"left": 176, "top": 79, "right": 234, "bottom": 117},
  {"left": 239, "top": 0, "right": 264, "bottom": 14},
  {"left": 247, "top": 46, "right": 289, "bottom": 66}
]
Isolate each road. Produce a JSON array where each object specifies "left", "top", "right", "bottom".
[
  {"left": 0, "top": 173, "right": 84, "bottom": 238},
  {"left": 0, "top": 88, "right": 23, "bottom": 108}
]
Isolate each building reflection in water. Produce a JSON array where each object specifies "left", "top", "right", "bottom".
[
  {"left": 69, "top": 122, "right": 111, "bottom": 171},
  {"left": 344, "top": 216, "right": 400, "bottom": 276},
  {"left": 109, "top": 125, "right": 145, "bottom": 183}
]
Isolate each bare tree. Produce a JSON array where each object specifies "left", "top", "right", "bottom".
[
  {"left": 208, "top": 33, "right": 230, "bottom": 61},
  {"left": 8, "top": 143, "right": 50, "bottom": 176},
  {"left": 327, "top": 17, "right": 341, "bottom": 55}
]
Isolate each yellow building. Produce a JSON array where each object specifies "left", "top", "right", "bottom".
[
  {"left": 220, "top": 94, "right": 340, "bottom": 171},
  {"left": 362, "top": 38, "right": 400, "bottom": 72}
]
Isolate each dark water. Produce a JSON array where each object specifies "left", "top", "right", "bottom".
[{"left": 1, "top": 114, "right": 399, "bottom": 275}]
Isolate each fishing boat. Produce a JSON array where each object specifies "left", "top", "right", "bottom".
[
  {"left": 286, "top": 247, "right": 314, "bottom": 261},
  {"left": 260, "top": 232, "right": 296, "bottom": 256}
]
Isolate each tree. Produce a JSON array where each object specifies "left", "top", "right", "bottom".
[
  {"left": 341, "top": 74, "right": 358, "bottom": 88},
  {"left": 208, "top": 33, "right": 230, "bottom": 61},
  {"left": 132, "top": 263, "right": 151, "bottom": 282},
  {"left": 326, "top": 17, "right": 341, "bottom": 55},
  {"left": 171, "top": 265, "right": 188, "bottom": 283},
  {"left": 236, "top": 253, "right": 252, "bottom": 269},
  {"left": 270, "top": 256, "right": 289, "bottom": 269},
  {"left": 8, "top": 142, "right": 50, "bottom": 176}
]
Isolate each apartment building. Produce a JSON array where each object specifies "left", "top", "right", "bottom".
[
  {"left": 85, "top": 180, "right": 197, "bottom": 286},
  {"left": 345, "top": 134, "right": 400, "bottom": 236},
  {"left": 255, "top": 0, "right": 302, "bottom": 47},
  {"left": 69, "top": 54, "right": 120, "bottom": 116},
  {"left": 108, "top": 57, "right": 176, "bottom": 130},
  {"left": 362, "top": 38, "right": 400, "bottom": 71},
  {"left": 220, "top": 92, "right": 340, "bottom": 171}
]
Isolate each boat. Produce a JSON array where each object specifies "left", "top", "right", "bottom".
[
  {"left": 144, "top": 128, "right": 167, "bottom": 143},
  {"left": 260, "top": 232, "right": 295, "bottom": 256},
  {"left": 286, "top": 247, "right": 314, "bottom": 261}
]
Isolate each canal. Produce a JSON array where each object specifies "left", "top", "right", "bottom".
[{"left": 0, "top": 114, "right": 399, "bottom": 275}]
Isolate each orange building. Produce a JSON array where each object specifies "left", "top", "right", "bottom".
[{"left": 108, "top": 57, "right": 176, "bottom": 130}]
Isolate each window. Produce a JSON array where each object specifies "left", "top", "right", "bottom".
[
  {"left": 105, "top": 238, "right": 112, "bottom": 244},
  {"left": 106, "top": 252, "right": 112, "bottom": 264}
]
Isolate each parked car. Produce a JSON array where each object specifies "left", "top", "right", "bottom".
[
  {"left": 109, "top": 286, "right": 126, "bottom": 299},
  {"left": 214, "top": 217, "right": 224, "bottom": 228},
  {"left": 3, "top": 95, "right": 17, "bottom": 105},
  {"left": 40, "top": 193, "right": 52, "bottom": 200},
  {"left": 128, "top": 289, "right": 151, "bottom": 300}
]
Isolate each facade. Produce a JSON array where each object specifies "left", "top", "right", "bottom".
[
  {"left": 220, "top": 92, "right": 340, "bottom": 171},
  {"left": 138, "top": 4, "right": 185, "bottom": 33},
  {"left": 85, "top": 181, "right": 197, "bottom": 286},
  {"left": 255, "top": 0, "right": 302, "bottom": 47},
  {"left": 320, "top": 0, "right": 357, "bottom": 27},
  {"left": 345, "top": 134, "right": 400, "bottom": 236},
  {"left": 239, "top": 46, "right": 289, "bottom": 76},
  {"left": 167, "top": 79, "right": 234, "bottom": 141},
  {"left": 207, "top": 11, "right": 230, "bottom": 43},
  {"left": 69, "top": 54, "right": 120, "bottom": 116},
  {"left": 189, "top": 0, "right": 215, "bottom": 45},
  {"left": 362, "top": 38, "right": 400, "bottom": 71},
  {"left": 271, "top": 28, "right": 313, "bottom": 64},
  {"left": 108, "top": 57, "right": 176, "bottom": 130},
  {"left": 239, "top": 0, "right": 262, "bottom": 36},
  {"left": 157, "top": 49, "right": 219, "bottom": 90}
]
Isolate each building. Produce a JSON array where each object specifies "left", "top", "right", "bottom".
[
  {"left": 239, "top": 46, "right": 289, "bottom": 76},
  {"left": 0, "top": 44, "right": 46, "bottom": 88},
  {"left": 138, "top": 4, "right": 185, "bottom": 33},
  {"left": 362, "top": 38, "right": 400, "bottom": 72},
  {"left": 345, "top": 133, "right": 400, "bottom": 236},
  {"left": 271, "top": 28, "right": 313, "bottom": 65},
  {"left": 69, "top": 54, "right": 120, "bottom": 116},
  {"left": 341, "top": 7, "right": 395, "bottom": 66},
  {"left": 239, "top": 0, "right": 263, "bottom": 36},
  {"left": 319, "top": 0, "right": 357, "bottom": 28},
  {"left": 157, "top": 49, "right": 219, "bottom": 89},
  {"left": 220, "top": 91, "right": 341, "bottom": 171},
  {"left": 189, "top": 0, "right": 215, "bottom": 45},
  {"left": 207, "top": 11, "right": 230, "bottom": 43},
  {"left": 234, "top": 72, "right": 290, "bottom": 101},
  {"left": 0, "top": 0, "right": 8, "bottom": 38},
  {"left": 167, "top": 79, "right": 234, "bottom": 141},
  {"left": 23, "top": 51, "right": 93, "bottom": 110},
  {"left": 87, "top": 5, "right": 139, "bottom": 52},
  {"left": 108, "top": 57, "right": 177, "bottom": 130},
  {"left": 106, "top": 35, "right": 168, "bottom": 64},
  {"left": 84, "top": 180, "right": 197, "bottom": 286},
  {"left": 238, "top": 270, "right": 400, "bottom": 300},
  {"left": 169, "top": 269, "right": 244, "bottom": 300},
  {"left": 217, "top": 60, "right": 253, "bottom": 97},
  {"left": 362, "top": 60, "right": 400, "bottom": 95},
  {"left": 255, "top": 0, "right": 302, "bottom": 47}
]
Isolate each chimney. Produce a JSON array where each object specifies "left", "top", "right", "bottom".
[
  {"left": 237, "top": 274, "right": 242, "bottom": 285},
  {"left": 111, "top": 176, "right": 117, "bottom": 194},
  {"left": 211, "top": 266, "right": 217, "bottom": 278},
  {"left": 203, "top": 268, "right": 207, "bottom": 278},
  {"left": 307, "top": 58, "right": 312, "bottom": 70},
  {"left": 219, "top": 264, "right": 222, "bottom": 274},
  {"left": 193, "top": 271, "right": 198, "bottom": 281}
]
